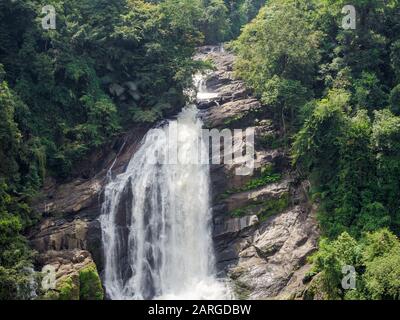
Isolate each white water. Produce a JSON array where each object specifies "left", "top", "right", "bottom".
[
  {"left": 100, "top": 105, "right": 230, "bottom": 300},
  {"left": 193, "top": 74, "right": 219, "bottom": 101}
]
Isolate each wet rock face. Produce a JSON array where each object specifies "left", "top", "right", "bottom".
[
  {"left": 30, "top": 217, "right": 89, "bottom": 253},
  {"left": 29, "top": 127, "right": 148, "bottom": 281},
  {"left": 29, "top": 211, "right": 104, "bottom": 273},
  {"left": 197, "top": 46, "right": 319, "bottom": 299},
  {"left": 195, "top": 48, "right": 263, "bottom": 130}
]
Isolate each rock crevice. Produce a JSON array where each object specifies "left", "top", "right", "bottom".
[{"left": 197, "top": 47, "right": 319, "bottom": 300}]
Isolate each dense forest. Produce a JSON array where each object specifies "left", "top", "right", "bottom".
[
  {"left": 0, "top": 0, "right": 264, "bottom": 300},
  {"left": 1, "top": 0, "right": 400, "bottom": 300},
  {"left": 232, "top": 0, "right": 400, "bottom": 299}
]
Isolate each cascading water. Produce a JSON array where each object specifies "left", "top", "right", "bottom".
[
  {"left": 193, "top": 74, "right": 219, "bottom": 101},
  {"left": 100, "top": 77, "right": 230, "bottom": 299}
]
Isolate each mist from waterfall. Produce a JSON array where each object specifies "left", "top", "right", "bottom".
[{"left": 100, "top": 105, "right": 230, "bottom": 300}]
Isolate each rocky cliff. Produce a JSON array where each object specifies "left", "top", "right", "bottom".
[
  {"left": 28, "top": 128, "right": 149, "bottom": 299},
  {"left": 197, "top": 46, "right": 319, "bottom": 299},
  {"left": 28, "top": 47, "right": 319, "bottom": 300}
]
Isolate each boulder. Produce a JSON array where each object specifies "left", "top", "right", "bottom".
[
  {"left": 203, "top": 98, "right": 262, "bottom": 128},
  {"left": 217, "top": 206, "right": 319, "bottom": 299},
  {"left": 37, "top": 249, "right": 104, "bottom": 300}
]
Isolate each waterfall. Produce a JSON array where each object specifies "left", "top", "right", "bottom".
[
  {"left": 100, "top": 105, "right": 230, "bottom": 300},
  {"left": 193, "top": 74, "right": 219, "bottom": 101}
]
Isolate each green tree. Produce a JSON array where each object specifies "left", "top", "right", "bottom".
[
  {"left": 310, "top": 229, "right": 400, "bottom": 300},
  {"left": 200, "top": 0, "right": 230, "bottom": 44},
  {"left": 0, "top": 0, "right": 211, "bottom": 299},
  {"left": 371, "top": 110, "right": 400, "bottom": 234},
  {"left": 389, "top": 84, "right": 400, "bottom": 115},
  {"left": 232, "top": 0, "right": 321, "bottom": 134}
]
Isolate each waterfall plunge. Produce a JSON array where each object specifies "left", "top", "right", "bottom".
[{"left": 100, "top": 106, "right": 230, "bottom": 300}]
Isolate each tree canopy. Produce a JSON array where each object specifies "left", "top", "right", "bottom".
[
  {"left": 0, "top": 0, "right": 266, "bottom": 300},
  {"left": 233, "top": 0, "right": 400, "bottom": 299}
]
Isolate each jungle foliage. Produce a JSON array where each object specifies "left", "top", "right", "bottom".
[
  {"left": 0, "top": 0, "right": 265, "bottom": 300},
  {"left": 232, "top": 0, "right": 400, "bottom": 299}
]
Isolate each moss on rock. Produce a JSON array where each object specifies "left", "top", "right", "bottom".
[
  {"left": 58, "top": 274, "right": 80, "bottom": 300},
  {"left": 78, "top": 263, "right": 104, "bottom": 300},
  {"left": 231, "top": 192, "right": 290, "bottom": 220},
  {"left": 40, "top": 261, "right": 104, "bottom": 300}
]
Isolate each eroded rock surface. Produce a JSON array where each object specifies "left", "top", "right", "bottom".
[
  {"left": 197, "top": 46, "right": 319, "bottom": 299},
  {"left": 29, "top": 128, "right": 148, "bottom": 285}
]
